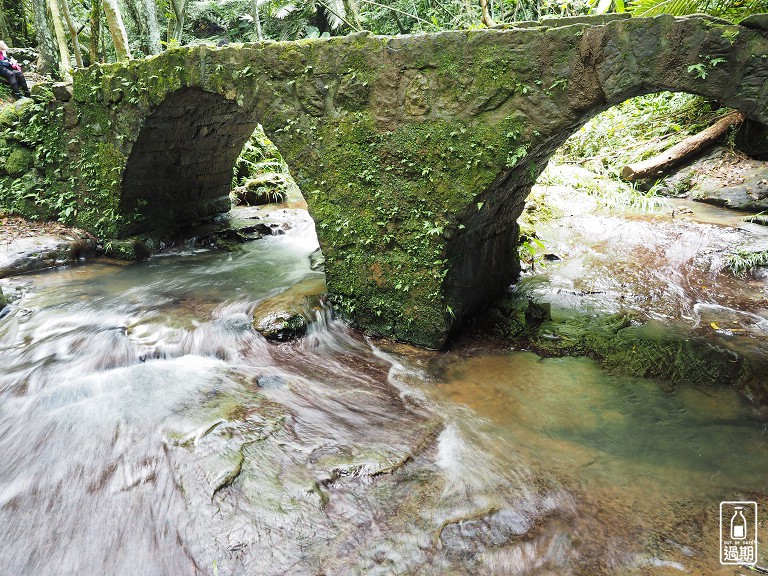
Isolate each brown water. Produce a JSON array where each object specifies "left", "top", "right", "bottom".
[
  {"left": 0, "top": 200, "right": 767, "bottom": 575},
  {"left": 421, "top": 351, "right": 768, "bottom": 573}
]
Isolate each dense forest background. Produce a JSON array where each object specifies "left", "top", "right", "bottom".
[{"left": 1, "top": 0, "right": 766, "bottom": 82}]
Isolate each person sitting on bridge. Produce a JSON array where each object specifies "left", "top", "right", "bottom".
[{"left": 0, "top": 41, "right": 31, "bottom": 100}]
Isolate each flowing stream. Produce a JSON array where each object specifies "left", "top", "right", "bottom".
[{"left": 1, "top": 198, "right": 767, "bottom": 575}]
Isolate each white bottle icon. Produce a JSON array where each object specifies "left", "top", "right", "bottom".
[{"left": 731, "top": 506, "right": 748, "bottom": 540}]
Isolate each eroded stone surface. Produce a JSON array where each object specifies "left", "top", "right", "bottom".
[
  {"left": 660, "top": 146, "right": 768, "bottom": 212},
  {"left": 0, "top": 235, "right": 96, "bottom": 278}
]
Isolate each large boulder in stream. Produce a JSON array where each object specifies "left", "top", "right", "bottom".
[
  {"left": 659, "top": 147, "right": 768, "bottom": 213},
  {"left": 253, "top": 276, "right": 326, "bottom": 341},
  {"left": 0, "top": 234, "right": 96, "bottom": 278}
]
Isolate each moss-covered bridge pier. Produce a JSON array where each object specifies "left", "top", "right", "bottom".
[{"left": 2, "top": 13, "right": 768, "bottom": 347}]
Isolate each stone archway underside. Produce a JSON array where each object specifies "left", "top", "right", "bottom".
[
  {"left": 121, "top": 89, "right": 259, "bottom": 233},
  {"left": 68, "top": 13, "right": 768, "bottom": 347}
]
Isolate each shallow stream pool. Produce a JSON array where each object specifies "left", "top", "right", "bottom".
[{"left": 0, "top": 201, "right": 766, "bottom": 575}]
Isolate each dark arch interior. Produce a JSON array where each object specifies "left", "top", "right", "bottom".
[{"left": 121, "top": 88, "right": 261, "bottom": 236}]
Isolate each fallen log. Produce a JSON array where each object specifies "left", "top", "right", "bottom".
[{"left": 620, "top": 110, "right": 747, "bottom": 181}]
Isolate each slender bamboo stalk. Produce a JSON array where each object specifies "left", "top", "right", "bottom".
[
  {"left": 47, "top": 0, "right": 73, "bottom": 79},
  {"left": 59, "top": 0, "right": 83, "bottom": 67},
  {"left": 102, "top": 0, "right": 131, "bottom": 60}
]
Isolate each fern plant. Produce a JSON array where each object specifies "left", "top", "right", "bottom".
[{"left": 628, "top": 0, "right": 767, "bottom": 21}]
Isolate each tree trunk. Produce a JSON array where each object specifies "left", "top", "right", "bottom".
[
  {"left": 124, "top": 0, "right": 161, "bottom": 55},
  {"left": 479, "top": 0, "right": 495, "bottom": 26},
  {"left": 89, "top": 0, "right": 101, "bottom": 63},
  {"left": 170, "top": 0, "right": 187, "bottom": 42},
  {"left": 31, "top": 0, "right": 58, "bottom": 74},
  {"left": 621, "top": 111, "right": 747, "bottom": 181},
  {"left": 142, "top": 0, "right": 162, "bottom": 53},
  {"left": 48, "top": 0, "right": 72, "bottom": 79},
  {"left": 251, "top": 0, "right": 263, "bottom": 41},
  {"left": 102, "top": 0, "right": 131, "bottom": 60},
  {"left": 59, "top": 0, "right": 83, "bottom": 67}
]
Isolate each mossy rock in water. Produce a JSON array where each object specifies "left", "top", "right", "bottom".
[
  {"left": 255, "top": 312, "right": 308, "bottom": 341},
  {"left": 0, "top": 286, "right": 6, "bottom": 310},
  {"left": 102, "top": 237, "right": 153, "bottom": 260},
  {"left": 533, "top": 312, "right": 748, "bottom": 388},
  {"left": 479, "top": 296, "right": 550, "bottom": 338},
  {"left": 487, "top": 298, "right": 751, "bottom": 390},
  {"left": 599, "top": 322, "right": 746, "bottom": 386},
  {"left": 253, "top": 276, "right": 326, "bottom": 341},
  {"left": 233, "top": 174, "right": 287, "bottom": 206}
]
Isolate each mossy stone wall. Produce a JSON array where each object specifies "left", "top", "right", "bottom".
[{"left": 1, "top": 14, "right": 767, "bottom": 347}]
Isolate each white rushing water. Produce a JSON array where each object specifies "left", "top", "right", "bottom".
[{"left": 1, "top": 204, "right": 767, "bottom": 575}]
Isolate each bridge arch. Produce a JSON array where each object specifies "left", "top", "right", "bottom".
[
  {"left": 120, "top": 88, "right": 261, "bottom": 234},
  {"left": 68, "top": 13, "right": 768, "bottom": 347}
]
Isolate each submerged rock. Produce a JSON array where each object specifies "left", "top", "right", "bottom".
[{"left": 482, "top": 295, "right": 760, "bottom": 398}]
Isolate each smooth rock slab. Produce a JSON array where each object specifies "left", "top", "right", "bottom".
[
  {"left": 661, "top": 147, "right": 768, "bottom": 212},
  {"left": 0, "top": 235, "right": 96, "bottom": 278}
]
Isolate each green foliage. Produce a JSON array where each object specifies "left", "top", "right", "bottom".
[
  {"left": 0, "top": 99, "right": 75, "bottom": 223},
  {"left": 557, "top": 91, "right": 730, "bottom": 177},
  {"left": 233, "top": 124, "right": 290, "bottom": 188},
  {"left": 539, "top": 163, "right": 668, "bottom": 212},
  {"left": 518, "top": 236, "right": 546, "bottom": 270},
  {"left": 186, "top": 0, "right": 351, "bottom": 43},
  {"left": 182, "top": 0, "right": 602, "bottom": 45},
  {"left": 628, "top": 0, "right": 766, "bottom": 21},
  {"left": 725, "top": 250, "right": 768, "bottom": 276},
  {"left": 687, "top": 63, "right": 708, "bottom": 79}
]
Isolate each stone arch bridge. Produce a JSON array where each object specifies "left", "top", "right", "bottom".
[{"left": 45, "top": 14, "right": 768, "bottom": 346}]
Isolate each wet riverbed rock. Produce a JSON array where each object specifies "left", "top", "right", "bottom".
[
  {"left": 659, "top": 147, "right": 768, "bottom": 212},
  {"left": 0, "top": 234, "right": 96, "bottom": 278},
  {"left": 252, "top": 276, "right": 326, "bottom": 341},
  {"left": 255, "top": 311, "right": 308, "bottom": 341}
]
